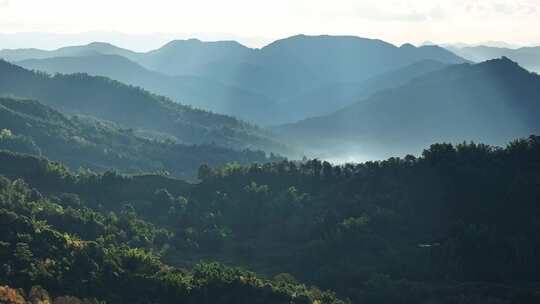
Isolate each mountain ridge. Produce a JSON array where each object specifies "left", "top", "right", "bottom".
[
  {"left": 2, "top": 34, "right": 468, "bottom": 124},
  {"left": 16, "top": 54, "right": 282, "bottom": 124},
  {"left": 0, "top": 96, "right": 281, "bottom": 179},
  {"left": 0, "top": 59, "right": 291, "bottom": 154},
  {"left": 276, "top": 57, "right": 540, "bottom": 159},
  {"left": 446, "top": 45, "right": 540, "bottom": 73},
  {"left": 0, "top": 41, "right": 141, "bottom": 61}
]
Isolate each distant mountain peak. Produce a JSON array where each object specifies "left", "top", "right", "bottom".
[
  {"left": 84, "top": 41, "right": 119, "bottom": 49},
  {"left": 86, "top": 41, "right": 114, "bottom": 46},
  {"left": 57, "top": 41, "right": 128, "bottom": 52},
  {"left": 418, "top": 44, "right": 445, "bottom": 50},
  {"left": 400, "top": 43, "right": 416, "bottom": 49},
  {"left": 168, "top": 38, "right": 202, "bottom": 45},
  {"left": 499, "top": 56, "right": 518, "bottom": 63},
  {"left": 160, "top": 38, "right": 248, "bottom": 50},
  {"left": 479, "top": 56, "right": 523, "bottom": 70},
  {"left": 263, "top": 34, "right": 395, "bottom": 50}
]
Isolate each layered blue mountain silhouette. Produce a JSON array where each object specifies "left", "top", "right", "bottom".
[
  {"left": 277, "top": 57, "right": 540, "bottom": 158},
  {"left": 4, "top": 35, "right": 467, "bottom": 125}
]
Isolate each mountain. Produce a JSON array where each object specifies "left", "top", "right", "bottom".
[
  {"left": 0, "top": 41, "right": 141, "bottom": 62},
  {"left": 137, "top": 35, "right": 467, "bottom": 101},
  {"left": 447, "top": 45, "right": 540, "bottom": 73},
  {"left": 0, "top": 60, "right": 290, "bottom": 154},
  {"left": 0, "top": 97, "right": 281, "bottom": 180},
  {"left": 259, "top": 35, "right": 464, "bottom": 84},
  {"left": 136, "top": 35, "right": 467, "bottom": 123},
  {"left": 137, "top": 38, "right": 317, "bottom": 101},
  {"left": 2, "top": 35, "right": 467, "bottom": 124},
  {"left": 17, "top": 55, "right": 448, "bottom": 125},
  {"left": 443, "top": 41, "right": 521, "bottom": 49},
  {"left": 276, "top": 58, "right": 540, "bottom": 159},
  {"left": 137, "top": 38, "right": 252, "bottom": 75},
  {"left": 0, "top": 31, "right": 173, "bottom": 51},
  {"left": 16, "top": 54, "right": 281, "bottom": 125},
  {"left": 279, "top": 60, "right": 448, "bottom": 121}
]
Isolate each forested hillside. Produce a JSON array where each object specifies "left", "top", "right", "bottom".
[
  {"left": 16, "top": 55, "right": 282, "bottom": 125},
  {"left": 0, "top": 97, "right": 280, "bottom": 180},
  {"left": 1, "top": 136, "right": 540, "bottom": 303},
  {"left": 0, "top": 60, "right": 289, "bottom": 154},
  {"left": 0, "top": 152, "right": 343, "bottom": 304}
]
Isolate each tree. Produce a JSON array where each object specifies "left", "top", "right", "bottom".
[{"left": 198, "top": 164, "right": 213, "bottom": 181}]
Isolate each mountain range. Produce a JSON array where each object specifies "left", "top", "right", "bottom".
[
  {"left": 446, "top": 45, "right": 540, "bottom": 73},
  {"left": 135, "top": 35, "right": 465, "bottom": 103},
  {"left": 2, "top": 35, "right": 467, "bottom": 125},
  {"left": 0, "top": 97, "right": 279, "bottom": 180},
  {"left": 2, "top": 32, "right": 540, "bottom": 304},
  {"left": 2, "top": 35, "right": 540, "bottom": 161},
  {"left": 0, "top": 41, "right": 141, "bottom": 62},
  {"left": 16, "top": 54, "right": 282, "bottom": 125},
  {"left": 280, "top": 59, "right": 449, "bottom": 122},
  {"left": 276, "top": 57, "right": 540, "bottom": 160},
  {"left": 0, "top": 60, "right": 289, "bottom": 154}
]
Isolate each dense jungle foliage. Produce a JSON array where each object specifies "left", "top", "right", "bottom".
[
  {"left": 1, "top": 136, "right": 540, "bottom": 303},
  {"left": 0, "top": 158, "right": 344, "bottom": 304}
]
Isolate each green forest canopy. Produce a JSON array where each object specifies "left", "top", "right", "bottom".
[{"left": 1, "top": 135, "right": 540, "bottom": 303}]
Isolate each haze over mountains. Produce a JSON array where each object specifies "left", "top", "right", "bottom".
[
  {"left": 447, "top": 45, "right": 540, "bottom": 73},
  {"left": 3, "top": 35, "right": 467, "bottom": 125},
  {"left": 2, "top": 34, "right": 540, "bottom": 162},
  {"left": 277, "top": 57, "right": 540, "bottom": 160},
  {"left": 281, "top": 59, "right": 449, "bottom": 121},
  {"left": 16, "top": 54, "right": 283, "bottom": 125},
  {"left": 0, "top": 60, "right": 288, "bottom": 155},
  {"left": 0, "top": 42, "right": 141, "bottom": 62}
]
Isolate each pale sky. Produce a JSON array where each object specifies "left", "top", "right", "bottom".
[{"left": 0, "top": 0, "right": 539, "bottom": 50}]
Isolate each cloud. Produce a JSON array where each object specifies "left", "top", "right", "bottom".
[
  {"left": 337, "top": 0, "right": 540, "bottom": 23},
  {"left": 308, "top": 1, "right": 454, "bottom": 24},
  {"left": 454, "top": 0, "right": 539, "bottom": 16},
  {"left": 0, "top": 0, "right": 539, "bottom": 47}
]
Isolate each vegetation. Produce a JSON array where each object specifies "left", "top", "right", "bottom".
[
  {"left": 1, "top": 136, "right": 540, "bottom": 303},
  {"left": 0, "top": 60, "right": 289, "bottom": 154},
  {"left": 183, "top": 136, "right": 540, "bottom": 303},
  {"left": 0, "top": 97, "right": 281, "bottom": 180},
  {"left": 2, "top": 37, "right": 540, "bottom": 303},
  {"left": 1, "top": 285, "right": 99, "bottom": 304},
  {"left": 0, "top": 158, "right": 344, "bottom": 304}
]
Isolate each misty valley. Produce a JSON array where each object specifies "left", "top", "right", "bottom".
[{"left": 1, "top": 33, "right": 540, "bottom": 304}]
